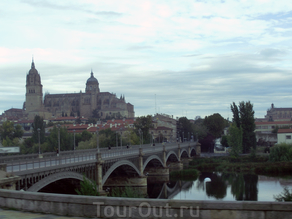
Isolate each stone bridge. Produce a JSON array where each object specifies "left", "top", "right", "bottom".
[{"left": 4, "top": 142, "right": 200, "bottom": 194}]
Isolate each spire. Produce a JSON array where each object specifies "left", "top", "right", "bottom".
[
  {"left": 91, "top": 69, "right": 93, "bottom": 77},
  {"left": 31, "top": 56, "right": 35, "bottom": 69}
]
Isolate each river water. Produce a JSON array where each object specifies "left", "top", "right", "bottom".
[{"left": 171, "top": 172, "right": 292, "bottom": 202}]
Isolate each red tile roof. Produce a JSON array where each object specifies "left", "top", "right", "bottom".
[{"left": 278, "top": 129, "right": 292, "bottom": 133}]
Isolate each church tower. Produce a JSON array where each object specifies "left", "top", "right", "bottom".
[
  {"left": 85, "top": 70, "right": 100, "bottom": 93},
  {"left": 25, "top": 59, "right": 43, "bottom": 112}
]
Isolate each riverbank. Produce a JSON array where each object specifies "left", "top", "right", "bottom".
[{"left": 189, "top": 154, "right": 292, "bottom": 176}]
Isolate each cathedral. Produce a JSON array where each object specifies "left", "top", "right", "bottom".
[{"left": 24, "top": 60, "right": 135, "bottom": 120}]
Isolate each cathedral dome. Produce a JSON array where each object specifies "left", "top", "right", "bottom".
[
  {"left": 85, "top": 70, "right": 100, "bottom": 93},
  {"left": 28, "top": 60, "right": 39, "bottom": 75},
  {"left": 26, "top": 59, "right": 41, "bottom": 85},
  {"left": 86, "top": 71, "right": 98, "bottom": 84}
]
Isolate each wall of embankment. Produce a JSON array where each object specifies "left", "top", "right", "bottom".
[{"left": 0, "top": 189, "right": 292, "bottom": 219}]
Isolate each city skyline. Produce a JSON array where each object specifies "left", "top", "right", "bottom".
[{"left": 1, "top": 0, "right": 292, "bottom": 120}]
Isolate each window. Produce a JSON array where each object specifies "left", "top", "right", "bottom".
[{"left": 286, "top": 135, "right": 291, "bottom": 140}]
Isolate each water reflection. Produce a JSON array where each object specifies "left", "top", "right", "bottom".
[{"left": 172, "top": 172, "right": 292, "bottom": 201}]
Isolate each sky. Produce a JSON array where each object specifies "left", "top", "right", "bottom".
[{"left": 1, "top": 0, "right": 292, "bottom": 120}]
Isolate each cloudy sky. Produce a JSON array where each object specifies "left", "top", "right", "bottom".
[{"left": 1, "top": 0, "right": 292, "bottom": 120}]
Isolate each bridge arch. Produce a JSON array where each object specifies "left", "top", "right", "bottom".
[
  {"left": 180, "top": 149, "right": 189, "bottom": 158},
  {"left": 143, "top": 155, "right": 164, "bottom": 172},
  {"left": 27, "top": 171, "right": 89, "bottom": 192},
  {"left": 166, "top": 151, "right": 179, "bottom": 162},
  {"left": 190, "top": 147, "right": 197, "bottom": 156},
  {"left": 102, "top": 160, "right": 141, "bottom": 185}
]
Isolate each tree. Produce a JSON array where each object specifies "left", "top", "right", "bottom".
[
  {"left": 75, "top": 175, "right": 99, "bottom": 196},
  {"left": 221, "top": 135, "right": 229, "bottom": 147},
  {"left": 0, "top": 121, "right": 24, "bottom": 146},
  {"left": 230, "top": 101, "right": 256, "bottom": 153},
  {"left": 227, "top": 123, "right": 242, "bottom": 157},
  {"left": 92, "top": 109, "right": 100, "bottom": 119},
  {"left": 177, "top": 117, "right": 193, "bottom": 141},
  {"left": 81, "top": 130, "right": 93, "bottom": 142},
  {"left": 32, "top": 115, "right": 46, "bottom": 144},
  {"left": 204, "top": 113, "right": 226, "bottom": 138},
  {"left": 0, "top": 121, "right": 15, "bottom": 141},
  {"left": 46, "top": 126, "right": 73, "bottom": 152},
  {"left": 231, "top": 102, "right": 240, "bottom": 128},
  {"left": 134, "top": 115, "right": 153, "bottom": 144},
  {"left": 192, "top": 117, "right": 208, "bottom": 141},
  {"left": 86, "top": 118, "right": 97, "bottom": 124}
]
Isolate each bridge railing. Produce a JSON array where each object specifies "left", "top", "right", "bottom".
[
  {"left": 5, "top": 142, "right": 195, "bottom": 173},
  {"left": 6, "top": 152, "right": 96, "bottom": 173}
]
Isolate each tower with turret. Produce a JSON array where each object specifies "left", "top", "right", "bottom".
[{"left": 25, "top": 59, "right": 43, "bottom": 112}]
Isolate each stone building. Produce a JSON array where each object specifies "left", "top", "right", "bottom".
[
  {"left": 265, "top": 103, "right": 292, "bottom": 122},
  {"left": 150, "top": 113, "right": 177, "bottom": 142},
  {"left": 23, "top": 60, "right": 134, "bottom": 120}
]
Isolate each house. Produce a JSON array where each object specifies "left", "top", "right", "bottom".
[{"left": 277, "top": 129, "right": 292, "bottom": 144}]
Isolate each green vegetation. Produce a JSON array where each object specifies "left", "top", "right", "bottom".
[
  {"left": 269, "top": 143, "right": 292, "bottom": 162},
  {"left": 230, "top": 101, "right": 256, "bottom": 153},
  {"left": 189, "top": 155, "right": 292, "bottom": 175},
  {"left": 109, "top": 186, "right": 145, "bottom": 198},
  {"left": 203, "top": 113, "right": 226, "bottom": 138},
  {"left": 134, "top": 115, "right": 153, "bottom": 144},
  {"left": 227, "top": 123, "right": 243, "bottom": 158},
  {"left": 274, "top": 187, "right": 292, "bottom": 202},
  {"left": 170, "top": 169, "right": 199, "bottom": 180},
  {"left": 0, "top": 120, "right": 23, "bottom": 146},
  {"left": 75, "top": 175, "right": 99, "bottom": 196}
]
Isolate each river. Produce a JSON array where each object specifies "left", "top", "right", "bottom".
[{"left": 171, "top": 172, "right": 292, "bottom": 201}]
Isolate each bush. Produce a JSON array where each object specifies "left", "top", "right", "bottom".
[
  {"left": 75, "top": 175, "right": 99, "bottom": 196},
  {"left": 274, "top": 187, "right": 292, "bottom": 202},
  {"left": 109, "top": 186, "right": 145, "bottom": 198},
  {"left": 269, "top": 143, "right": 292, "bottom": 162}
]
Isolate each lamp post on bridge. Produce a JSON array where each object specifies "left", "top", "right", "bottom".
[
  {"left": 96, "top": 126, "right": 99, "bottom": 153},
  {"left": 188, "top": 132, "right": 190, "bottom": 142},
  {"left": 138, "top": 128, "right": 142, "bottom": 148},
  {"left": 183, "top": 131, "right": 184, "bottom": 143},
  {"left": 73, "top": 129, "right": 76, "bottom": 151},
  {"left": 120, "top": 128, "right": 122, "bottom": 149},
  {"left": 37, "top": 128, "right": 41, "bottom": 156},
  {"left": 57, "top": 124, "right": 60, "bottom": 156}
]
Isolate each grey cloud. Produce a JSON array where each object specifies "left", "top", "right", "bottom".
[
  {"left": 22, "top": 0, "right": 123, "bottom": 18},
  {"left": 259, "top": 48, "right": 288, "bottom": 57}
]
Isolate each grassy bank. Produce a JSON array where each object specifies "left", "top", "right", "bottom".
[
  {"left": 189, "top": 155, "right": 292, "bottom": 176},
  {"left": 169, "top": 169, "right": 200, "bottom": 181}
]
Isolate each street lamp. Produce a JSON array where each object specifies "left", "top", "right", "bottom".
[
  {"left": 188, "top": 132, "right": 190, "bottom": 142},
  {"left": 183, "top": 131, "right": 184, "bottom": 142},
  {"left": 138, "top": 129, "right": 142, "bottom": 148},
  {"left": 57, "top": 124, "right": 60, "bottom": 156},
  {"left": 120, "top": 128, "right": 122, "bottom": 149},
  {"left": 116, "top": 131, "right": 118, "bottom": 148},
  {"left": 96, "top": 126, "right": 99, "bottom": 153},
  {"left": 37, "top": 128, "right": 40, "bottom": 155},
  {"left": 73, "top": 129, "right": 76, "bottom": 151}
]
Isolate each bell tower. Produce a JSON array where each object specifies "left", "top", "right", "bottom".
[{"left": 25, "top": 59, "right": 43, "bottom": 112}]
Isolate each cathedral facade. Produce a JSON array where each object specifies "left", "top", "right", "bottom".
[{"left": 24, "top": 60, "right": 135, "bottom": 120}]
